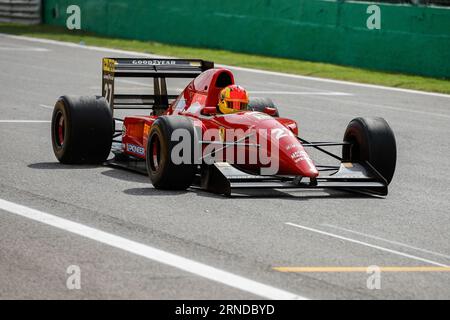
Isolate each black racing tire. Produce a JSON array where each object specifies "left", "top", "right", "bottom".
[
  {"left": 146, "top": 116, "right": 197, "bottom": 190},
  {"left": 248, "top": 98, "right": 279, "bottom": 117},
  {"left": 51, "top": 95, "right": 113, "bottom": 164},
  {"left": 343, "top": 117, "right": 397, "bottom": 184}
]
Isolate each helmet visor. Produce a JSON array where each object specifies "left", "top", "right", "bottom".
[{"left": 226, "top": 100, "right": 248, "bottom": 111}]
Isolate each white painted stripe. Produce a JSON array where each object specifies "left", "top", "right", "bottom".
[
  {"left": 303, "top": 92, "right": 450, "bottom": 119},
  {"left": 2, "top": 33, "right": 449, "bottom": 99},
  {"left": 1, "top": 34, "right": 152, "bottom": 57},
  {"left": 286, "top": 222, "right": 449, "bottom": 268},
  {"left": 118, "top": 79, "right": 152, "bottom": 87},
  {"left": 322, "top": 224, "right": 450, "bottom": 260},
  {"left": 39, "top": 104, "right": 53, "bottom": 109},
  {"left": 250, "top": 91, "right": 353, "bottom": 96},
  {"left": 0, "top": 198, "right": 306, "bottom": 300},
  {"left": 0, "top": 47, "right": 49, "bottom": 52},
  {"left": 0, "top": 120, "right": 50, "bottom": 123},
  {"left": 226, "top": 65, "right": 450, "bottom": 99}
]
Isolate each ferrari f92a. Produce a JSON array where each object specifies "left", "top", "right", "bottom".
[{"left": 51, "top": 58, "right": 396, "bottom": 196}]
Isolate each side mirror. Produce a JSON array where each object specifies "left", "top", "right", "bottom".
[
  {"left": 264, "top": 107, "right": 277, "bottom": 116},
  {"left": 201, "top": 106, "right": 217, "bottom": 116}
]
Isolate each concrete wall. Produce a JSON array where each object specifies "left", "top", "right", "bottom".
[{"left": 43, "top": 0, "right": 450, "bottom": 78}]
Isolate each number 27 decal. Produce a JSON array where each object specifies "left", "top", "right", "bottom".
[{"left": 104, "top": 83, "right": 113, "bottom": 106}]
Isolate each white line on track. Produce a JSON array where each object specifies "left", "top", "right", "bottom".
[
  {"left": 286, "top": 222, "right": 449, "bottom": 267},
  {"left": 250, "top": 91, "right": 353, "bottom": 96},
  {"left": 267, "top": 81, "right": 328, "bottom": 91},
  {"left": 0, "top": 47, "right": 49, "bottom": 52},
  {"left": 321, "top": 224, "right": 450, "bottom": 260},
  {"left": 0, "top": 198, "right": 306, "bottom": 300},
  {"left": 2, "top": 33, "right": 449, "bottom": 99},
  {"left": 297, "top": 93, "right": 450, "bottom": 120},
  {"left": 118, "top": 79, "right": 153, "bottom": 87},
  {"left": 39, "top": 104, "right": 53, "bottom": 109},
  {"left": 0, "top": 120, "right": 50, "bottom": 123},
  {"left": 227, "top": 65, "right": 450, "bottom": 99}
]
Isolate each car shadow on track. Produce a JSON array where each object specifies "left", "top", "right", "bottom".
[
  {"left": 101, "top": 169, "right": 150, "bottom": 184},
  {"left": 29, "top": 162, "right": 377, "bottom": 200},
  {"left": 101, "top": 167, "right": 377, "bottom": 200},
  {"left": 28, "top": 162, "right": 101, "bottom": 170},
  {"left": 123, "top": 187, "right": 189, "bottom": 197},
  {"left": 216, "top": 189, "right": 373, "bottom": 200},
  {"left": 123, "top": 186, "right": 373, "bottom": 200}
]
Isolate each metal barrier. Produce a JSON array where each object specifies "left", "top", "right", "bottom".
[{"left": 0, "top": 0, "right": 41, "bottom": 24}]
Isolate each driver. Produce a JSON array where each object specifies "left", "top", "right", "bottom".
[{"left": 217, "top": 85, "right": 249, "bottom": 114}]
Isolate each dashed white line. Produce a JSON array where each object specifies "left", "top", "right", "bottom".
[
  {"left": 0, "top": 198, "right": 307, "bottom": 300},
  {"left": 286, "top": 222, "right": 449, "bottom": 267},
  {"left": 322, "top": 223, "right": 450, "bottom": 260}
]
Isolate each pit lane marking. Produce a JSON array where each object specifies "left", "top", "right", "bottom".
[
  {"left": 285, "top": 222, "right": 449, "bottom": 267},
  {"left": 0, "top": 198, "right": 307, "bottom": 300},
  {"left": 273, "top": 266, "right": 450, "bottom": 273},
  {"left": 322, "top": 223, "right": 450, "bottom": 260}
]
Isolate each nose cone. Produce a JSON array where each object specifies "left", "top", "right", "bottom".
[
  {"left": 275, "top": 136, "right": 319, "bottom": 177},
  {"left": 216, "top": 113, "right": 319, "bottom": 177}
]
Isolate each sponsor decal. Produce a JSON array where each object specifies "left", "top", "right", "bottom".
[
  {"left": 143, "top": 124, "right": 150, "bottom": 138},
  {"left": 272, "top": 128, "right": 291, "bottom": 140},
  {"left": 285, "top": 143, "right": 297, "bottom": 151},
  {"left": 343, "top": 162, "right": 354, "bottom": 168},
  {"left": 290, "top": 150, "right": 309, "bottom": 163},
  {"left": 103, "top": 74, "right": 114, "bottom": 82},
  {"left": 186, "top": 102, "right": 202, "bottom": 114},
  {"left": 103, "top": 58, "right": 116, "bottom": 73},
  {"left": 219, "top": 127, "right": 226, "bottom": 142},
  {"left": 127, "top": 143, "right": 145, "bottom": 156},
  {"left": 132, "top": 60, "right": 177, "bottom": 66}
]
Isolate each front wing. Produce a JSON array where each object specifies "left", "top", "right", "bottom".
[{"left": 107, "top": 144, "right": 388, "bottom": 197}]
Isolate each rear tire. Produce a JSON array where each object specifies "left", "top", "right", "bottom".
[
  {"left": 51, "top": 95, "right": 113, "bottom": 164},
  {"left": 146, "top": 116, "right": 197, "bottom": 190},
  {"left": 343, "top": 117, "right": 396, "bottom": 184},
  {"left": 248, "top": 98, "right": 279, "bottom": 117}
]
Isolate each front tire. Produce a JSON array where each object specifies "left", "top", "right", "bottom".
[
  {"left": 146, "top": 116, "right": 197, "bottom": 190},
  {"left": 343, "top": 117, "right": 397, "bottom": 184},
  {"left": 51, "top": 95, "right": 113, "bottom": 164}
]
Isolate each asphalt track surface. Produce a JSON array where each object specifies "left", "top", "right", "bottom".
[{"left": 0, "top": 34, "right": 449, "bottom": 300}]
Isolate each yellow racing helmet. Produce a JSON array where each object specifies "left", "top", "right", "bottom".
[{"left": 217, "top": 85, "right": 249, "bottom": 114}]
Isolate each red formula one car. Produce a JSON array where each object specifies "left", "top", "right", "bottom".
[{"left": 51, "top": 58, "right": 396, "bottom": 196}]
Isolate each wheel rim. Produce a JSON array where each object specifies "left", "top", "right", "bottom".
[
  {"left": 55, "top": 111, "right": 65, "bottom": 147},
  {"left": 150, "top": 133, "right": 161, "bottom": 171}
]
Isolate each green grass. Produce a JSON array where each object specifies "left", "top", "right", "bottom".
[{"left": 1, "top": 23, "right": 449, "bottom": 94}]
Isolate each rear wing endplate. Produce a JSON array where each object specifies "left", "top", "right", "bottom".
[{"left": 102, "top": 58, "right": 214, "bottom": 115}]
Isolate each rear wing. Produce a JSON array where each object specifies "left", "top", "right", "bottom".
[{"left": 102, "top": 58, "right": 214, "bottom": 115}]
